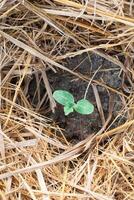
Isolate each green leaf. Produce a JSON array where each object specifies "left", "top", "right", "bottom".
[
  {"left": 74, "top": 99, "right": 94, "bottom": 115},
  {"left": 53, "top": 90, "right": 74, "bottom": 106},
  {"left": 64, "top": 105, "right": 74, "bottom": 115}
]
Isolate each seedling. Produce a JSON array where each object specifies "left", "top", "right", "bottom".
[{"left": 53, "top": 90, "right": 94, "bottom": 116}]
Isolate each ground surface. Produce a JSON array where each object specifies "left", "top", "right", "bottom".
[{"left": 27, "top": 53, "right": 124, "bottom": 143}]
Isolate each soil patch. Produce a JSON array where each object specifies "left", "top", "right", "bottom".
[{"left": 28, "top": 53, "right": 124, "bottom": 143}]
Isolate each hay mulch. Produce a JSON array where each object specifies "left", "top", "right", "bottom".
[{"left": 0, "top": 0, "right": 134, "bottom": 199}]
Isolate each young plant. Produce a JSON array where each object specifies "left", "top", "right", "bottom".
[{"left": 53, "top": 90, "right": 94, "bottom": 116}]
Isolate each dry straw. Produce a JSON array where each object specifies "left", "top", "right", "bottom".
[{"left": 0, "top": 0, "right": 134, "bottom": 199}]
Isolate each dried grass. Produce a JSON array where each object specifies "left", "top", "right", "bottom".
[{"left": 0, "top": 0, "right": 134, "bottom": 199}]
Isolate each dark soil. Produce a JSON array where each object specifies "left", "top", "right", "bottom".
[{"left": 28, "top": 53, "right": 124, "bottom": 143}]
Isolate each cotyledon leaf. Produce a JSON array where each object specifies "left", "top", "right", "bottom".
[
  {"left": 53, "top": 90, "right": 74, "bottom": 106},
  {"left": 74, "top": 99, "right": 94, "bottom": 115}
]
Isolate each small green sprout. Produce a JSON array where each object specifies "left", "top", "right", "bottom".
[{"left": 53, "top": 90, "right": 94, "bottom": 116}]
